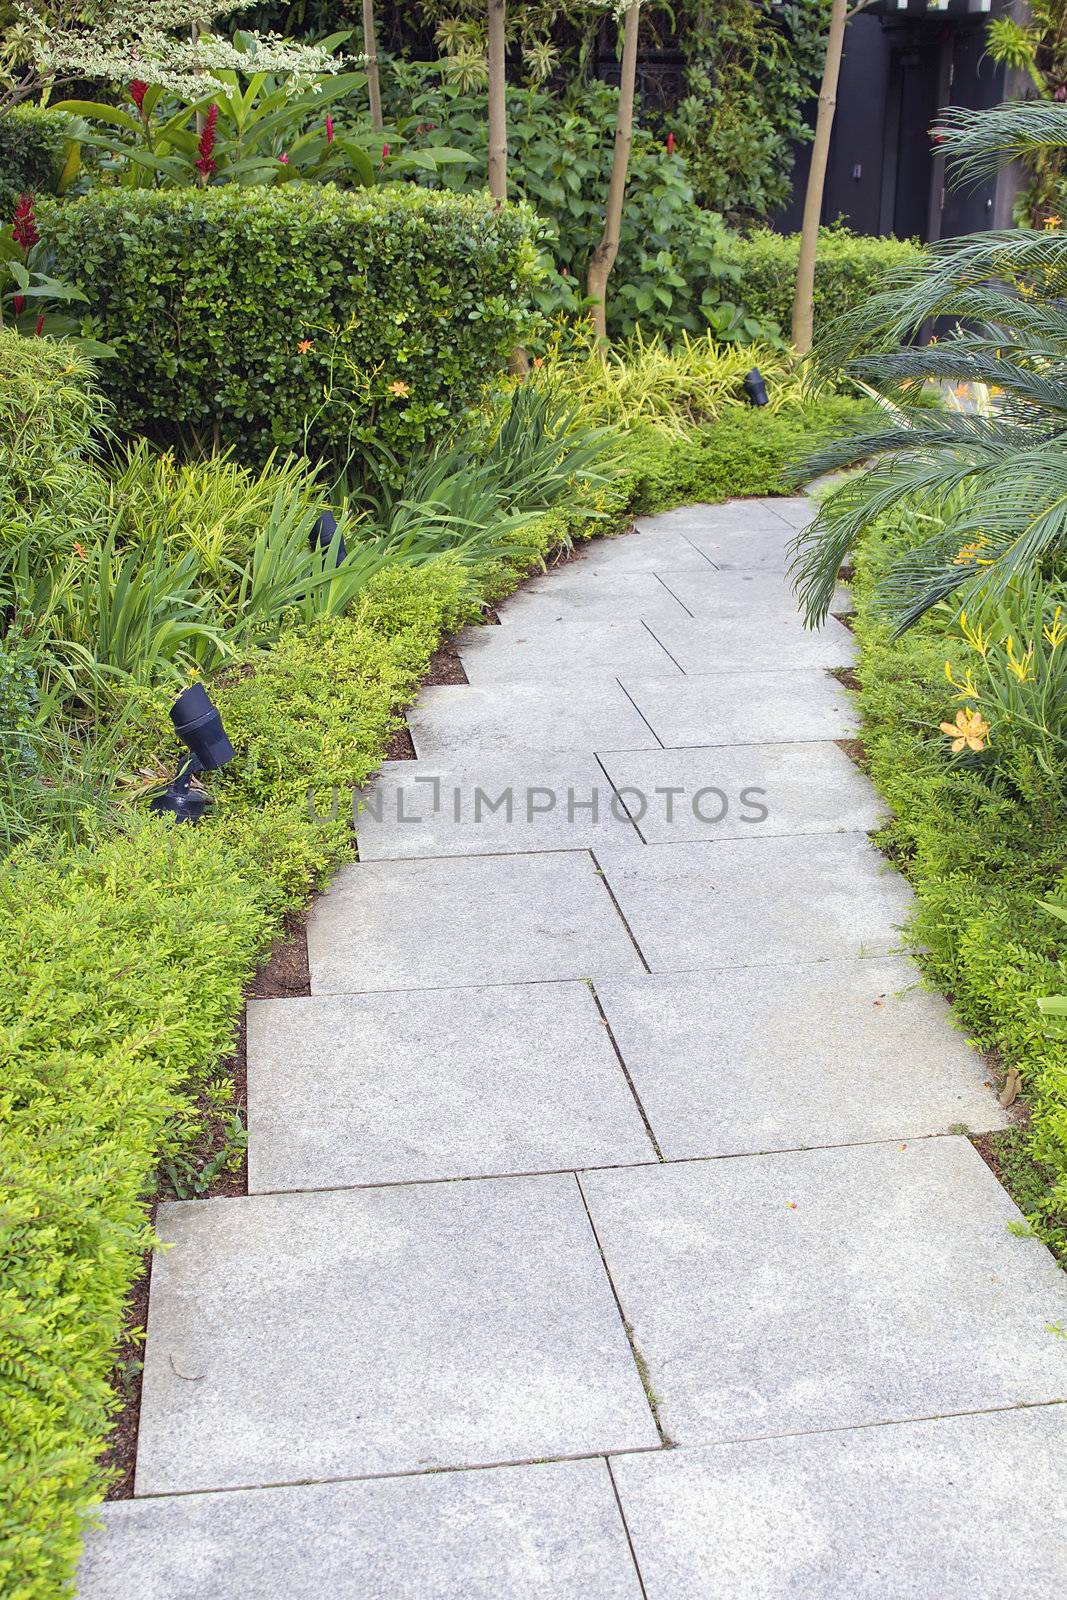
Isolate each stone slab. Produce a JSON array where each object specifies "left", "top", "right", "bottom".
[
  {"left": 594, "top": 957, "right": 1008, "bottom": 1159},
  {"left": 135, "top": 1175, "right": 660, "bottom": 1495},
  {"left": 498, "top": 571, "right": 691, "bottom": 627},
  {"left": 596, "top": 833, "right": 912, "bottom": 972},
  {"left": 645, "top": 613, "right": 856, "bottom": 674},
  {"left": 573, "top": 531, "right": 716, "bottom": 576},
  {"left": 408, "top": 683, "right": 660, "bottom": 758},
  {"left": 307, "top": 850, "right": 646, "bottom": 994},
  {"left": 656, "top": 567, "right": 849, "bottom": 620},
  {"left": 80, "top": 1458, "right": 643, "bottom": 1600},
  {"left": 580, "top": 1138, "right": 1067, "bottom": 1445},
  {"left": 621, "top": 670, "right": 856, "bottom": 748},
  {"left": 759, "top": 494, "right": 817, "bottom": 529},
  {"left": 355, "top": 755, "right": 643, "bottom": 858},
  {"left": 682, "top": 523, "right": 796, "bottom": 572},
  {"left": 596, "top": 742, "right": 880, "bottom": 844},
  {"left": 247, "top": 981, "right": 654, "bottom": 1192},
  {"left": 612, "top": 1408, "right": 1067, "bottom": 1600},
  {"left": 635, "top": 501, "right": 795, "bottom": 538},
  {"left": 459, "top": 619, "right": 681, "bottom": 685}
]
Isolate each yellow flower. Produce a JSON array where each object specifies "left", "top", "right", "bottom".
[
  {"left": 939, "top": 708, "right": 989, "bottom": 754},
  {"left": 1043, "top": 607, "right": 1066, "bottom": 651},
  {"left": 1043, "top": 214, "right": 1062, "bottom": 231},
  {"left": 388, "top": 379, "right": 410, "bottom": 397},
  {"left": 1006, "top": 636, "right": 1034, "bottom": 683},
  {"left": 953, "top": 541, "right": 985, "bottom": 566},
  {"left": 958, "top": 611, "right": 988, "bottom": 657}
]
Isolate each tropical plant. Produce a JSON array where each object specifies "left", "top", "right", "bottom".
[
  {"left": 939, "top": 577, "right": 1067, "bottom": 813},
  {"left": 2, "top": 0, "right": 344, "bottom": 112},
  {"left": 791, "top": 99, "right": 1067, "bottom": 632},
  {"left": 0, "top": 189, "right": 96, "bottom": 344},
  {"left": 387, "top": 64, "right": 767, "bottom": 342},
  {"left": 56, "top": 55, "right": 471, "bottom": 189},
  {"left": 985, "top": 0, "right": 1067, "bottom": 226}
]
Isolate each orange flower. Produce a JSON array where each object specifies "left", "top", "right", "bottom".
[
  {"left": 533, "top": 356, "right": 544, "bottom": 368},
  {"left": 297, "top": 339, "right": 313, "bottom": 355},
  {"left": 389, "top": 379, "right": 410, "bottom": 397},
  {"left": 72, "top": 541, "right": 88, "bottom": 560},
  {"left": 939, "top": 708, "right": 989, "bottom": 754}
]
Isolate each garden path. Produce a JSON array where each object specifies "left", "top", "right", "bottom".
[{"left": 80, "top": 499, "right": 1067, "bottom": 1598}]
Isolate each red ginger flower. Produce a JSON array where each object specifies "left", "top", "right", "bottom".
[
  {"left": 34, "top": 313, "right": 44, "bottom": 337},
  {"left": 12, "top": 293, "right": 25, "bottom": 316},
  {"left": 382, "top": 142, "right": 390, "bottom": 160},
  {"left": 326, "top": 113, "right": 334, "bottom": 144},
  {"left": 666, "top": 131, "right": 675, "bottom": 155},
  {"left": 12, "top": 193, "right": 38, "bottom": 251},
  {"left": 129, "top": 79, "right": 148, "bottom": 111},
  {"left": 195, "top": 104, "right": 218, "bottom": 179}
]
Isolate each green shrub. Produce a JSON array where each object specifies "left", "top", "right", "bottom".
[
  {"left": 0, "top": 328, "right": 105, "bottom": 521},
  {"left": 623, "top": 396, "right": 872, "bottom": 513},
  {"left": 721, "top": 225, "right": 924, "bottom": 336},
  {"left": 43, "top": 184, "right": 540, "bottom": 464},
  {"left": 849, "top": 506, "right": 1067, "bottom": 1252},
  {"left": 0, "top": 107, "right": 78, "bottom": 218}
]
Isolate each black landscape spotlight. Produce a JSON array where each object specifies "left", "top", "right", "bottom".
[
  {"left": 742, "top": 367, "right": 769, "bottom": 407},
  {"left": 311, "top": 509, "right": 347, "bottom": 566},
  {"left": 150, "top": 682, "right": 235, "bottom": 824}
]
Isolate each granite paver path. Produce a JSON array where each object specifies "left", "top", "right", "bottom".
[{"left": 79, "top": 500, "right": 1067, "bottom": 1599}]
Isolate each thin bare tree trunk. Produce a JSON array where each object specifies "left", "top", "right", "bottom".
[
  {"left": 362, "top": 0, "right": 383, "bottom": 131},
  {"left": 487, "top": 0, "right": 507, "bottom": 201},
  {"left": 790, "top": 0, "right": 853, "bottom": 355},
  {"left": 587, "top": 1, "right": 641, "bottom": 344}
]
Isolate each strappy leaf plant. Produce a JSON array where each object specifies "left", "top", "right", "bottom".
[{"left": 791, "top": 100, "right": 1067, "bottom": 635}]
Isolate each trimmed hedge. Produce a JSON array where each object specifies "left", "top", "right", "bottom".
[
  {"left": 0, "top": 106, "right": 78, "bottom": 218},
  {"left": 723, "top": 226, "right": 924, "bottom": 336},
  {"left": 44, "top": 184, "right": 541, "bottom": 464}
]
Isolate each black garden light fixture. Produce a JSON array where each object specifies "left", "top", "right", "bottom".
[
  {"left": 742, "top": 367, "right": 769, "bottom": 407},
  {"left": 311, "top": 509, "right": 347, "bottom": 566},
  {"left": 150, "top": 682, "right": 235, "bottom": 824}
]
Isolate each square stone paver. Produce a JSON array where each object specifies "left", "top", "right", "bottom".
[
  {"left": 355, "top": 755, "right": 643, "bottom": 858},
  {"left": 596, "top": 742, "right": 881, "bottom": 844},
  {"left": 408, "top": 683, "right": 660, "bottom": 758},
  {"left": 612, "top": 1408, "right": 1067, "bottom": 1600},
  {"left": 759, "top": 494, "right": 816, "bottom": 529},
  {"left": 308, "top": 850, "right": 646, "bottom": 994},
  {"left": 135, "top": 1175, "right": 660, "bottom": 1495},
  {"left": 498, "top": 571, "right": 690, "bottom": 628},
  {"left": 620, "top": 670, "right": 856, "bottom": 748},
  {"left": 655, "top": 567, "right": 849, "bottom": 621},
  {"left": 81, "top": 1458, "right": 643, "bottom": 1600},
  {"left": 247, "top": 981, "right": 655, "bottom": 1192},
  {"left": 594, "top": 957, "right": 1008, "bottom": 1158},
  {"left": 580, "top": 1139, "right": 1067, "bottom": 1445},
  {"left": 575, "top": 531, "right": 716, "bottom": 576},
  {"left": 307, "top": 851, "right": 646, "bottom": 994},
  {"left": 645, "top": 613, "right": 856, "bottom": 674},
  {"left": 458, "top": 619, "right": 681, "bottom": 685},
  {"left": 635, "top": 501, "right": 794, "bottom": 539},
  {"left": 596, "top": 833, "right": 912, "bottom": 972}
]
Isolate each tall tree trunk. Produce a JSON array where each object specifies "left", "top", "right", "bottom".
[
  {"left": 362, "top": 0, "right": 383, "bottom": 132},
  {"left": 790, "top": 0, "right": 850, "bottom": 355},
  {"left": 487, "top": 0, "right": 507, "bottom": 201},
  {"left": 587, "top": 1, "right": 641, "bottom": 344}
]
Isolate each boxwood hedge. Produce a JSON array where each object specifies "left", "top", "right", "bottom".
[
  {"left": 723, "top": 225, "right": 924, "bottom": 337},
  {"left": 44, "top": 184, "right": 541, "bottom": 464},
  {"left": 0, "top": 106, "right": 79, "bottom": 218}
]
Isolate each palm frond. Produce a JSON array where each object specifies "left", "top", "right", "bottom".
[{"left": 938, "top": 101, "right": 1067, "bottom": 189}]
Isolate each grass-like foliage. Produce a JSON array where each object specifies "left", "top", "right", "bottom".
[{"left": 792, "top": 100, "right": 1067, "bottom": 632}]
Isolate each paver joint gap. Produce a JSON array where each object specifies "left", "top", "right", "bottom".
[
  {"left": 604, "top": 1456, "right": 651, "bottom": 1600},
  {"left": 588, "top": 848, "right": 653, "bottom": 974},
  {"left": 572, "top": 1173, "right": 670, "bottom": 1447},
  {"left": 587, "top": 981, "right": 664, "bottom": 1162}
]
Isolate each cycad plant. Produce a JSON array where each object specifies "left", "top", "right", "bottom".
[{"left": 792, "top": 100, "right": 1067, "bottom": 634}]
